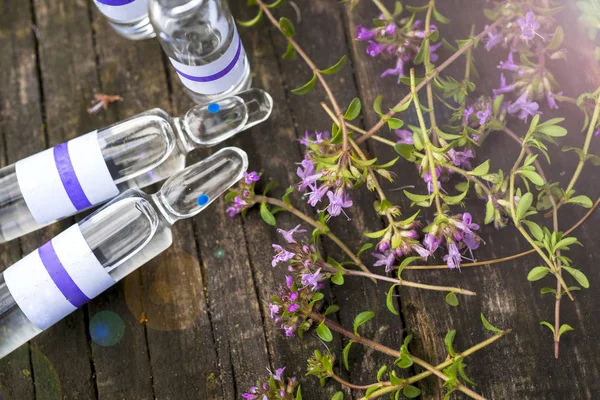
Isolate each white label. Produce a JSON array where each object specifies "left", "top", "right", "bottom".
[
  {"left": 170, "top": 27, "right": 248, "bottom": 95},
  {"left": 93, "top": 0, "right": 148, "bottom": 22},
  {"left": 16, "top": 131, "right": 119, "bottom": 225},
  {"left": 4, "top": 225, "right": 116, "bottom": 330}
]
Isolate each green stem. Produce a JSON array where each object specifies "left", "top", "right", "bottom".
[
  {"left": 371, "top": 0, "right": 394, "bottom": 20},
  {"left": 411, "top": 69, "right": 444, "bottom": 215},
  {"left": 424, "top": 0, "right": 438, "bottom": 146},
  {"left": 254, "top": 195, "right": 372, "bottom": 275}
]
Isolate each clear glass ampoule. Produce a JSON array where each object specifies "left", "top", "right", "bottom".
[
  {"left": 149, "top": 0, "right": 252, "bottom": 103},
  {"left": 0, "top": 147, "right": 247, "bottom": 360},
  {"left": 93, "top": 0, "right": 156, "bottom": 40},
  {"left": 0, "top": 88, "right": 272, "bottom": 244}
]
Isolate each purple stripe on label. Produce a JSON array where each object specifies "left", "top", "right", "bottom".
[
  {"left": 39, "top": 241, "right": 90, "bottom": 308},
  {"left": 96, "top": 0, "right": 136, "bottom": 5},
  {"left": 174, "top": 38, "right": 243, "bottom": 83},
  {"left": 54, "top": 143, "right": 92, "bottom": 211}
]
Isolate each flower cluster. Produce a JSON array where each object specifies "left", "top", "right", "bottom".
[
  {"left": 241, "top": 367, "right": 298, "bottom": 400},
  {"left": 297, "top": 131, "right": 354, "bottom": 219},
  {"left": 423, "top": 213, "right": 481, "bottom": 269},
  {"left": 355, "top": 13, "right": 440, "bottom": 80},
  {"left": 226, "top": 171, "right": 260, "bottom": 217},
  {"left": 485, "top": 4, "right": 567, "bottom": 121}
]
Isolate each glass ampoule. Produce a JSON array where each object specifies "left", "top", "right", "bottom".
[
  {"left": 92, "top": 0, "right": 156, "bottom": 40},
  {"left": 0, "top": 147, "right": 247, "bottom": 360},
  {"left": 0, "top": 88, "right": 272, "bottom": 244},
  {"left": 149, "top": 0, "right": 252, "bottom": 103}
]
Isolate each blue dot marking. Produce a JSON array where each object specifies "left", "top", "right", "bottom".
[
  {"left": 207, "top": 103, "right": 220, "bottom": 113},
  {"left": 197, "top": 194, "right": 210, "bottom": 206}
]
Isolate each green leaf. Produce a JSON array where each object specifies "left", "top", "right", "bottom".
[
  {"left": 279, "top": 17, "right": 295, "bottom": 37},
  {"left": 406, "top": 5, "right": 429, "bottom": 12},
  {"left": 323, "top": 305, "right": 340, "bottom": 316},
  {"left": 519, "top": 170, "right": 545, "bottom": 186},
  {"left": 291, "top": 74, "right": 317, "bottom": 95},
  {"left": 357, "top": 243, "right": 374, "bottom": 256},
  {"left": 224, "top": 191, "right": 239, "bottom": 202},
  {"left": 342, "top": 341, "right": 354, "bottom": 370},
  {"left": 331, "top": 270, "right": 344, "bottom": 285},
  {"left": 562, "top": 266, "right": 590, "bottom": 288},
  {"left": 555, "top": 237, "right": 582, "bottom": 250},
  {"left": 403, "top": 385, "right": 421, "bottom": 398},
  {"left": 403, "top": 190, "right": 432, "bottom": 204},
  {"left": 527, "top": 266, "right": 550, "bottom": 281},
  {"left": 540, "top": 287, "right": 557, "bottom": 295},
  {"left": 547, "top": 26, "right": 564, "bottom": 50},
  {"left": 296, "top": 385, "right": 302, "bottom": 400},
  {"left": 263, "top": 181, "right": 278, "bottom": 196},
  {"left": 536, "top": 124, "right": 567, "bottom": 137},
  {"left": 317, "top": 323, "right": 333, "bottom": 342},
  {"left": 265, "top": 0, "right": 284, "bottom": 8},
  {"left": 540, "top": 321, "right": 555, "bottom": 336},
  {"left": 390, "top": 98, "right": 412, "bottom": 113},
  {"left": 373, "top": 95, "right": 384, "bottom": 116},
  {"left": 282, "top": 42, "right": 297, "bottom": 60},
  {"left": 566, "top": 195, "right": 593, "bottom": 208},
  {"left": 260, "top": 202, "right": 276, "bottom": 226},
  {"left": 353, "top": 311, "right": 375, "bottom": 336},
  {"left": 522, "top": 220, "right": 544, "bottom": 241},
  {"left": 320, "top": 55, "right": 347, "bottom": 75},
  {"left": 485, "top": 197, "right": 494, "bottom": 225},
  {"left": 331, "top": 392, "right": 343, "bottom": 400},
  {"left": 364, "top": 228, "right": 389, "bottom": 239},
  {"left": 396, "top": 354, "right": 413, "bottom": 369},
  {"left": 414, "top": 39, "right": 429, "bottom": 65},
  {"left": 376, "top": 365, "right": 387, "bottom": 381},
  {"left": 480, "top": 313, "right": 503, "bottom": 334},
  {"left": 433, "top": 8, "right": 450, "bottom": 24},
  {"left": 386, "top": 285, "right": 399, "bottom": 315},
  {"left": 445, "top": 292, "right": 459, "bottom": 307},
  {"left": 442, "top": 184, "right": 469, "bottom": 205},
  {"left": 470, "top": 160, "right": 490, "bottom": 176},
  {"left": 237, "top": 9, "right": 263, "bottom": 27},
  {"left": 387, "top": 118, "right": 404, "bottom": 129},
  {"left": 282, "top": 186, "right": 294, "bottom": 205},
  {"left": 516, "top": 192, "right": 533, "bottom": 221},
  {"left": 558, "top": 324, "right": 574, "bottom": 339},
  {"left": 394, "top": 144, "right": 416, "bottom": 162},
  {"left": 344, "top": 98, "right": 362, "bottom": 120},
  {"left": 444, "top": 330, "right": 457, "bottom": 356}
]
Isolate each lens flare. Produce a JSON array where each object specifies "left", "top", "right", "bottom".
[{"left": 89, "top": 311, "right": 125, "bottom": 347}]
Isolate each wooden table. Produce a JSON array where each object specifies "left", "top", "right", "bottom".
[{"left": 0, "top": 0, "right": 599, "bottom": 399}]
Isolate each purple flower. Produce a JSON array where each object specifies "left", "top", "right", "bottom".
[
  {"left": 415, "top": 23, "right": 437, "bottom": 39},
  {"left": 269, "top": 304, "right": 280, "bottom": 319},
  {"left": 507, "top": 93, "right": 541, "bottom": 121},
  {"left": 227, "top": 196, "right": 247, "bottom": 217},
  {"left": 484, "top": 25, "right": 503, "bottom": 52},
  {"left": 373, "top": 251, "right": 396, "bottom": 272},
  {"left": 423, "top": 233, "right": 441, "bottom": 253},
  {"left": 429, "top": 42, "right": 442, "bottom": 63},
  {"left": 493, "top": 73, "right": 518, "bottom": 96},
  {"left": 517, "top": 12, "right": 541, "bottom": 42},
  {"left": 278, "top": 224, "right": 307, "bottom": 244},
  {"left": 497, "top": 52, "right": 520, "bottom": 72},
  {"left": 297, "top": 158, "right": 321, "bottom": 191},
  {"left": 476, "top": 104, "right": 492, "bottom": 126},
  {"left": 326, "top": 189, "right": 353, "bottom": 219},
  {"left": 443, "top": 240, "right": 461, "bottom": 269},
  {"left": 243, "top": 171, "right": 260, "bottom": 184},
  {"left": 356, "top": 26, "right": 377, "bottom": 40},
  {"left": 301, "top": 268, "right": 322, "bottom": 290},
  {"left": 378, "top": 239, "right": 390, "bottom": 252},
  {"left": 448, "top": 148, "right": 474, "bottom": 170},
  {"left": 366, "top": 41, "right": 387, "bottom": 57},
  {"left": 283, "top": 325, "right": 295, "bottom": 337},
  {"left": 423, "top": 168, "right": 441, "bottom": 194},
  {"left": 546, "top": 91, "right": 559, "bottom": 110},
  {"left": 273, "top": 367, "right": 286, "bottom": 381},
  {"left": 241, "top": 392, "right": 258, "bottom": 400},
  {"left": 381, "top": 56, "right": 406, "bottom": 79},
  {"left": 299, "top": 131, "right": 311, "bottom": 146},
  {"left": 287, "top": 303, "right": 300, "bottom": 313},
  {"left": 306, "top": 184, "right": 329, "bottom": 207},
  {"left": 395, "top": 129, "right": 414, "bottom": 144},
  {"left": 272, "top": 244, "right": 295, "bottom": 267},
  {"left": 384, "top": 23, "right": 397, "bottom": 36},
  {"left": 413, "top": 244, "right": 431, "bottom": 260},
  {"left": 285, "top": 275, "right": 294, "bottom": 288},
  {"left": 595, "top": 128, "right": 600, "bottom": 137},
  {"left": 464, "top": 107, "right": 474, "bottom": 124}
]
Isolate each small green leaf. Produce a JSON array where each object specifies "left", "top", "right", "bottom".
[
  {"left": 353, "top": 311, "right": 375, "bottom": 336},
  {"left": 403, "top": 385, "right": 421, "bottom": 398},
  {"left": 331, "top": 270, "right": 344, "bottom": 285},
  {"left": 357, "top": 243, "right": 374, "bottom": 256},
  {"left": 344, "top": 98, "right": 362, "bottom": 120},
  {"left": 320, "top": 55, "right": 347, "bottom": 75},
  {"left": 406, "top": 5, "right": 429, "bottom": 12},
  {"left": 373, "top": 95, "right": 384, "bottom": 116},
  {"left": 386, "top": 285, "right": 399, "bottom": 315},
  {"left": 536, "top": 124, "right": 567, "bottom": 137},
  {"left": 282, "top": 186, "right": 294, "bottom": 205},
  {"left": 224, "top": 191, "right": 239, "bottom": 202},
  {"left": 376, "top": 365, "right": 387, "bottom": 381},
  {"left": 480, "top": 313, "right": 503, "bottom": 334},
  {"left": 519, "top": 170, "right": 545, "bottom": 186},
  {"left": 445, "top": 292, "right": 459, "bottom": 307},
  {"left": 364, "top": 228, "right": 388, "bottom": 239},
  {"left": 295, "top": 385, "right": 302, "bottom": 400},
  {"left": 342, "top": 341, "right": 354, "bottom": 370},
  {"left": 260, "top": 202, "right": 276, "bottom": 226},
  {"left": 541, "top": 287, "right": 558, "bottom": 295},
  {"left": 387, "top": 118, "right": 404, "bottom": 129},
  {"left": 291, "top": 74, "right": 317, "bottom": 95},
  {"left": 396, "top": 354, "right": 413, "bottom": 369},
  {"left": 323, "top": 305, "right": 340, "bottom": 316},
  {"left": 331, "top": 392, "right": 343, "bottom": 400},
  {"left": 547, "top": 26, "right": 564, "bottom": 50},
  {"left": 390, "top": 98, "right": 412, "bottom": 113},
  {"left": 522, "top": 220, "right": 544, "bottom": 241},
  {"left": 444, "top": 330, "right": 456, "bottom": 356},
  {"left": 516, "top": 192, "right": 533, "bottom": 221},
  {"left": 265, "top": 0, "right": 284, "bottom": 8},
  {"left": 414, "top": 39, "right": 429, "bottom": 65},
  {"left": 394, "top": 144, "right": 416, "bottom": 162},
  {"left": 442, "top": 185, "right": 469, "bottom": 205},
  {"left": 558, "top": 324, "right": 574, "bottom": 339},
  {"left": 279, "top": 17, "right": 295, "bottom": 37},
  {"left": 237, "top": 9, "right": 263, "bottom": 27},
  {"left": 433, "top": 8, "right": 450, "bottom": 24},
  {"left": 527, "top": 266, "right": 550, "bottom": 281},
  {"left": 317, "top": 323, "right": 333, "bottom": 342},
  {"left": 282, "top": 42, "right": 297, "bottom": 60},
  {"left": 562, "top": 266, "right": 590, "bottom": 288},
  {"left": 566, "top": 195, "right": 593, "bottom": 208},
  {"left": 485, "top": 197, "right": 494, "bottom": 225},
  {"left": 470, "top": 160, "right": 490, "bottom": 176},
  {"left": 403, "top": 190, "right": 432, "bottom": 203},
  {"left": 540, "top": 321, "right": 555, "bottom": 336}
]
